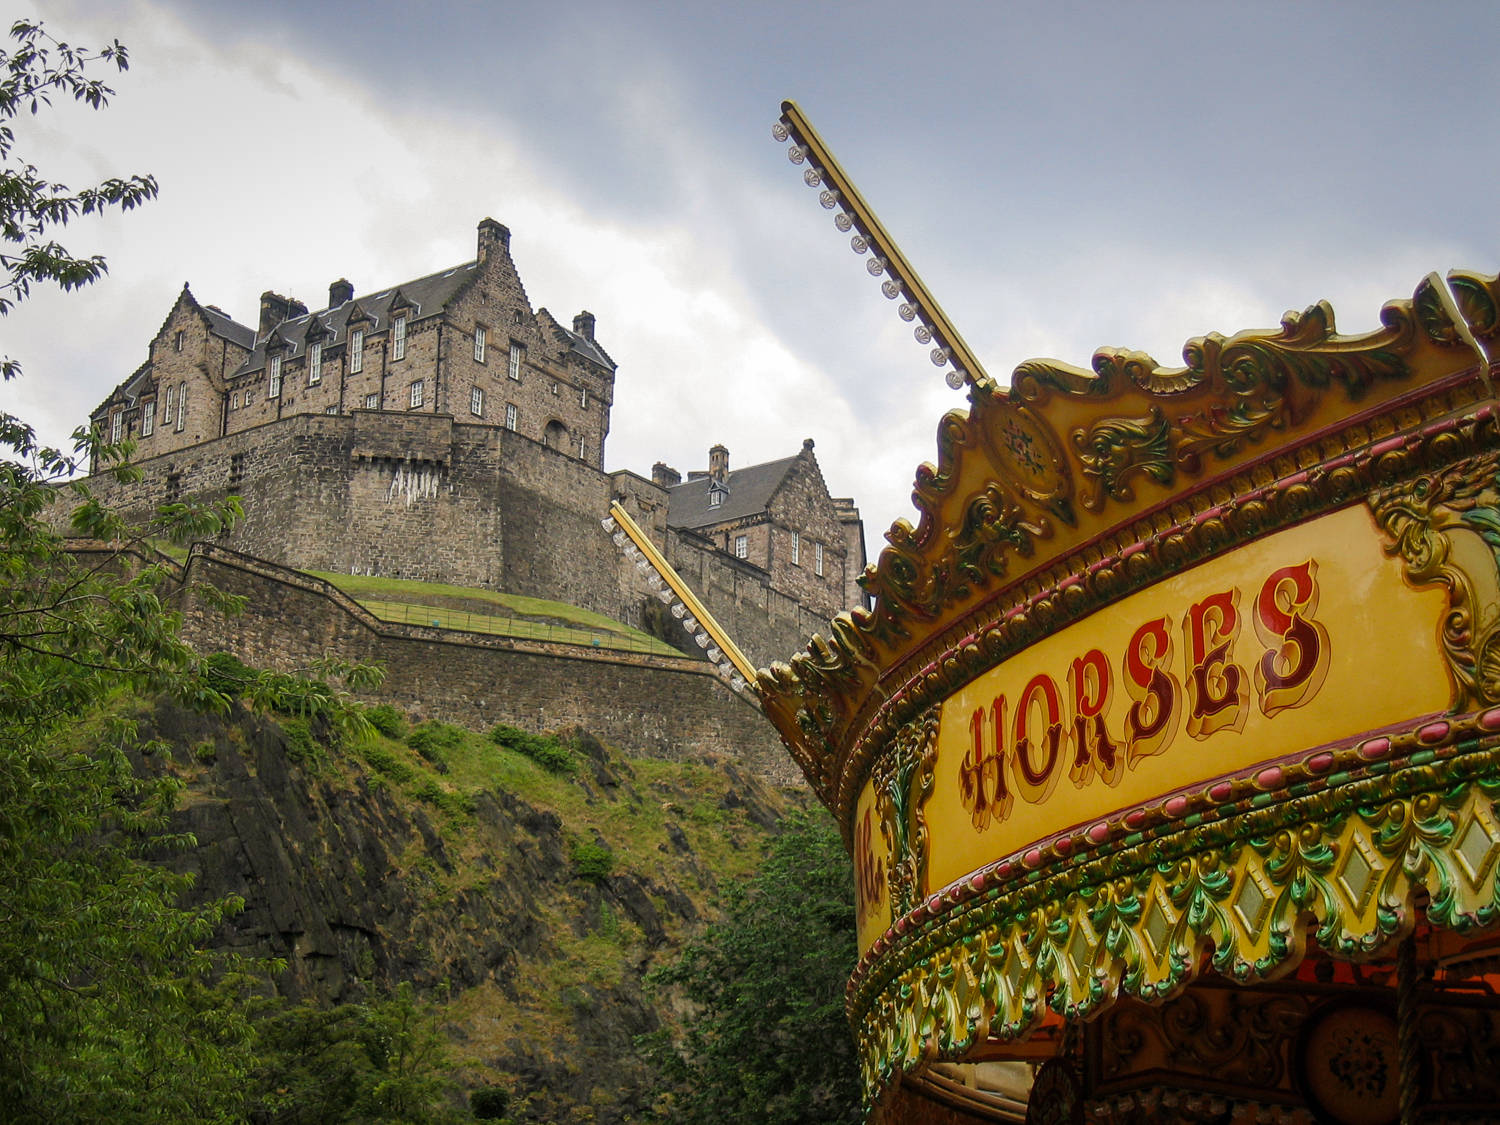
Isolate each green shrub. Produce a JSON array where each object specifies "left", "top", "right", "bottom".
[
  {"left": 280, "top": 717, "right": 327, "bottom": 767},
  {"left": 412, "top": 778, "right": 475, "bottom": 817},
  {"left": 570, "top": 839, "right": 614, "bottom": 882},
  {"left": 489, "top": 724, "right": 574, "bottom": 775},
  {"left": 202, "top": 650, "right": 255, "bottom": 697},
  {"left": 470, "top": 1088, "right": 510, "bottom": 1120},
  {"left": 365, "top": 703, "right": 408, "bottom": 740},
  {"left": 361, "top": 744, "right": 416, "bottom": 784},
  {"left": 406, "top": 721, "right": 464, "bottom": 772}
]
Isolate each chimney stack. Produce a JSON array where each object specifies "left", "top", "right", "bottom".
[
  {"left": 572, "top": 310, "right": 596, "bottom": 341},
  {"left": 477, "top": 217, "right": 511, "bottom": 264},
  {"left": 652, "top": 461, "right": 681, "bottom": 488},
  {"left": 259, "top": 291, "right": 300, "bottom": 336},
  {"left": 708, "top": 444, "right": 729, "bottom": 485},
  {"left": 328, "top": 278, "right": 354, "bottom": 307}
]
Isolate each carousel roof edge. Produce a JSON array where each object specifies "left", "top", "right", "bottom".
[{"left": 755, "top": 268, "right": 1500, "bottom": 822}]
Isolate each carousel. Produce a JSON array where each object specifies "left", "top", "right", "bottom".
[{"left": 750, "top": 102, "right": 1500, "bottom": 1124}]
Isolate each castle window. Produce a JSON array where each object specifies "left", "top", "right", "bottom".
[
  {"left": 505, "top": 403, "right": 517, "bottom": 431},
  {"left": 708, "top": 485, "right": 724, "bottom": 509},
  {"left": 173, "top": 330, "right": 184, "bottom": 352},
  {"left": 792, "top": 531, "right": 801, "bottom": 566},
  {"left": 816, "top": 541, "right": 824, "bottom": 576},
  {"left": 141, "top": 399, "right": 155, "bottom": 436},
  {"left": 508, "top": 341, "right": 523, "bottom": 381},
  {"left": 474, "top": 325, "right": 486, "bottom": 363},
  {"left": 110, "top": 410, "right": 122, "bottom": 444},
  {"left": 165, "top": 471, "right": 181, "bottom": 502},
  {"left": 735, "top": 535, "right": 748, "bottom": 560},
  {"left": 365, "top": 393, "right": 378, "bottom": 409},
  {"left": 580, "top": 388, "right": 588, "bottom": 409},
  {"left": 392, "top": 315, "right": 407, "bottom": 361},
  {"left": 175, "top": 382, "right": 187, "bottom": 431},
  {"left": 164, "top": 384, "right": 176, "bottom": 426},
  {"left": 409, "top": 380, "right": 424, "bottom": 409},
  {"left": 550, "top": 381, "right": 559, "bottom": 396},
  {"left": 579, "top": 435, "right": 588, "bottom": 461},
  {"left": 228, "top": 452, "right": 245, "bottom": 488},
  {"left": 309, "top": 342, "right": 322, "bottom": 385},
  {"left": 244, "top": 390, "right": 254, "bottom": 407},
  {"left": 350, "top": 328, "right": 364, "bottom": 373},
  {"left": 268, "top": 354, "right": 282, "bottom": 399},
  {"left": 324, "top": 406, "right": 337, "bottom": 415},
  {"left": 470, "top": 385, "right": 484, "bottom": 417}
]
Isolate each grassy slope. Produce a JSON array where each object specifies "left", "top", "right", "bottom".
[{"left": 306, "top": 571, "right": 683, "bottom": 657}]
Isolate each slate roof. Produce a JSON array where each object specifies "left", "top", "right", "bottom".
[
  {"left": 666, "top": 454, "right": 801, "bottom": 530},
  {"left": 232, "top": 261, "right": 481, "bottom": 377},
  {"left": 202, "top": 304, "right": 255, "bottom": 350}
]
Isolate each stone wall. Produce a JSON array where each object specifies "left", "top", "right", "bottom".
[
  {"left": 76, "top": 411, "right": 839, "bottom": 668},
  {"left": 168, "top": 544, "right": 802, "bottom": 786}
]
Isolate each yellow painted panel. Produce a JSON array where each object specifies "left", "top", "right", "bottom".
[
  {"left": 926, "top": 504, "right": 1450, "bottom": 894},
  {"left": 853, "top": 778, "right": 892, "bottom": 953}
]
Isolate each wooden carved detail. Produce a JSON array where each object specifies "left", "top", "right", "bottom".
[
  {"left": 1369, "top": 449, "right": 1500, "bottom": 711},
  {"left": 871, "top": 707, "right": 939, "bottom": 917}
]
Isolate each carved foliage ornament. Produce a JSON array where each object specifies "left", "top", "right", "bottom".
[{"left": 847, "top": 730, "right": 1500, "bottom": 1108}]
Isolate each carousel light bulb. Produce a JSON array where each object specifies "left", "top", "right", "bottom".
[
  {"left": 850, "top": 233, "right": 869, "bottom": 254},
  {"left": 612, "top": 531, "right": 628, "bottom": 548},
  {"left": 930, "top": 346, "right": 951, "bottom": 367},
  {"left": 671, "top": 603, "right": 687, "bottom": 619},
  {"left": 914, "top": 325, "right": 932, "bottom": 344},
  {"left": 818, "top": 190, "right": 839, "bottom": 210},
  {"left": 601, "top": 516, "right": 617, "bottom": 533},
  {"left": 656, "top": 587, "right": 674, "bottom": 603},
  {"left": 865, "top": 257, "right": 885, "bottom": 276},
  {"left": 787, "top": 144, "right": 807, "bottom": 165},
  {"left": 834, "top": 213, "right": 853, "bottom": 232},
  {"left": 682, "top": 616, "right": 698, "bottom": 632},
  {"left": 706, "top": 647, "right": 722, "bottom": 662},
  {"left": 881, "top": 280, "right": 901, "bottom": 299},
  {"left": 771, "top": 121, "right": 790, "bottom": 142},
  {"left": 946, "top": 369, "right": 966, "bottom": 389},
  {"left": 695, "top": 633, "right": 710, "bottom": 648},
  {"left": 803, "top": 167, "right": 822, "bottom": 187},
  {"left": 730, "top": 675, "right": 746, "bottom": 691},
  {"left": 898, "top": 302, "right": 917, "bottom": 321}
]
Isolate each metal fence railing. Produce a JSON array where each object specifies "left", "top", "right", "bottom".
[{"left": 357, "top": 599, "right": 683, "bottom": 657}]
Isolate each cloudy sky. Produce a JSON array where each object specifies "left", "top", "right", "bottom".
[{"left": 8, "top": 0, "right": 1499, "bottom": 546}]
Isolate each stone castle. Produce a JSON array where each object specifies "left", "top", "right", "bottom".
[{"left": 86, "top": 218, "right": 867, "bottom": 670}]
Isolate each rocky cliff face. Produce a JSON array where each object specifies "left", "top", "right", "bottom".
[{"left": 136, "top": 699, "right": 802, "bottom": 1122}]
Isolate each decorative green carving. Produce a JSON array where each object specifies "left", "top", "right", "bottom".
[
  {"left": 873, "top": 709, "right": 939, "bottom": 917},
  {"left": 1369, "top": 450, "right": 1500, "bottom": 711},
  {"left": 847, "top": 736, "right": 1500, "bottom": 1106}
]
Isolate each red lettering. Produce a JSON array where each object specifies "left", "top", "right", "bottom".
[
  {"left": 1124, "top": 616, "right": 1179, "bottom": 765},
  {"left": 854, "top": 806, "right": 886, "bottom": 925},
  {"left": 1185, "top": 588, "right": 1248, "bottom": 738},
  {"left": 1012, "top": 674, "right": 1064, "bottom": 804},
  {"left": 1068, "top": 649, "right": 1121, "bottom": 786},
  {"left": 1254, "top": 560, "right": 1330, "bottom": 716},
  {"left": 960, "top": 697, "right": 1011, "bottom": 830}
]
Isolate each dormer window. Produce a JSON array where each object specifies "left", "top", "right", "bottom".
[
  {"left": 708, "top": 484, "right": 726, "bottom": 509},
  {"left": 350, "top": 328, "right": 364, "bottom": 374},
  {"left": 392, "top": 314, "right": 407, "bottom": 361},
  {"left": 268, "top": 353, "right": 282, "bottom": 399}
]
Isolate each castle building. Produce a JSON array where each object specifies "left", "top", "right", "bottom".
[
  {"left": 92, "top": 219, "right": 613, "bottom": 469},
  {"left": 83, "top": 219, "right": 865, "bottom": 669}
]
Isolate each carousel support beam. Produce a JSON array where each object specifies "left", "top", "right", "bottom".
[{"left": 1396, "top": 933, "right": 1421, "bottom": 1125}]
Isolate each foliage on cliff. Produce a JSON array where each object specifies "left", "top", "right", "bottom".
[{"left": 642, "top": 809, "right": 861, "bottom": 1124}]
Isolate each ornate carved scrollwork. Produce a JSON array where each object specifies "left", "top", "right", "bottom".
[
  {"left": 872, "top": 707, "right": 939, "bottom": 917},
  {"left": 1369, "top": 450, "right": 1500, "bottom": 711}
]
